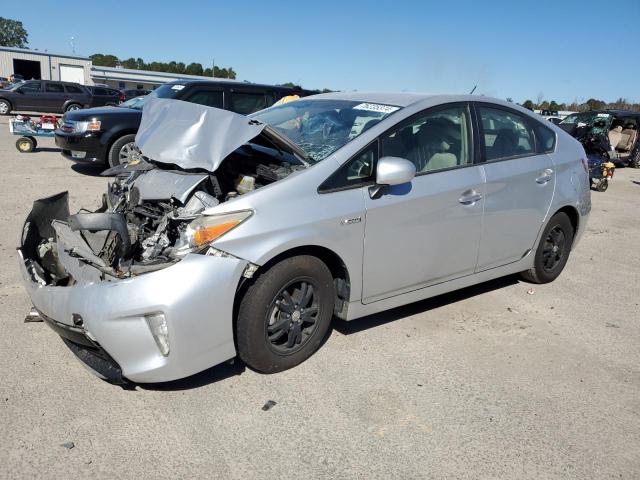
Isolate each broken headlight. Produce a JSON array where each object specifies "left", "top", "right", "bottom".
[{"left": 173, "top": 210, "right": 253, "bottom": 257}]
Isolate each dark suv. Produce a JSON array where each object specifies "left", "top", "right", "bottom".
[
  {"left": 0, "top": 80, "right": 94, "bottom": 114},
  {"left": 55, "top": 79, "right": 313, "bottom": 167},
  {"left": 86, "top": 86, "right": 125, "bottom": 107}
]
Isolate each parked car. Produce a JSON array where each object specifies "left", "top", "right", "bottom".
[
  {"left": 547, "top": 117, "right": 562, "bottom": 125},
  {"left": 559, "top": 110, "right": 640, "bottom": 168},
  {"left": 0, "top": 80, "right": 93, "bottom": 114},
  {"left": 123, "top": 88, "right": 150, "bottom": 100},
  {"left": 86, "top": 86, "right": 125, "bottom": 107},
  {"left": 19, "top": 93, "right": 591, "bottom": 384},
  {"left": 55, "top": 79, "right": 313, "bottom": 167}
]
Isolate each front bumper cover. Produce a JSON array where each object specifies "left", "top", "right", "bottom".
[{"left": 19, "top": 193, "right": 248, "bottom": 383}]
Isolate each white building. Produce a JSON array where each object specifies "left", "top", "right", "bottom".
[
  {"left": 0, "top": 46, "right": 226, "bottom": 90},
  {"left": 0, "top": 46, "right": 91, "bottom": 84}
]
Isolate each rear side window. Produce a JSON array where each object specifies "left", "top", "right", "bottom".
[
  {"left": 184, "top": 90, "right": 224, "bottom": 109},
  {"left": 45, "top": 83, "right": 64, "bottom": 93},
  {"left": 535, "top": 124, "right": 556, "bottom": 153},
  {"left": 230, "top": 92, "right": 268, "bottom": 114},
  {"left": 478, "top": 106, "right": 535, "bottom": 160},
  {"left": 92, "top": 87, "right": 108, "bottom": 95},
  {"left": 65, "top": 85, "right": 83, "bottom": 94}
]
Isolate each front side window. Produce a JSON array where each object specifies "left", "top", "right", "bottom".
[
  {"left": 381, "top": 106, "right": 471, "bottom": 173},
  {"left": 184, "top": 90, "right": 224, "bottom": 109},
  {"left": 250, "top": 99, "right": 400, "bottom": 163},
  {"left": 18, "top": 81, "right": 41, "bottom": 92},
  {"left": 479, "top": 106, "right": 535, "bottom": 160}
]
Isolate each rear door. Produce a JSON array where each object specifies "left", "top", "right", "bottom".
[
  {"left": 43, "top": 82, "right": 67, "bottom": 111},
  {"left": 474, "top": 103, "right": 555, "bottom": 271},
  {"left": 361, "top": 103, "right": 485, "bottom": 303}
]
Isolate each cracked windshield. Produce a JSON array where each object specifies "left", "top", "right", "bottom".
[{"left": 251, "top": 99, "right": 400, "bottom": 162}]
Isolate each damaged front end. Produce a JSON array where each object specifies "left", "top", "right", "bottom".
[{"left": 18, "top": 99, "right": 309, "bottom": 383}]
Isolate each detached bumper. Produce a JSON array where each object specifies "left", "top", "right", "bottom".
[{"left": 20, "top": 251, "right": 246, "bottom": 383}]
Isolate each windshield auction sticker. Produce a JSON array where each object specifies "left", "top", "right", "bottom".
[{"left": 353, "top": 103, "right": 400, "bottom": 114}]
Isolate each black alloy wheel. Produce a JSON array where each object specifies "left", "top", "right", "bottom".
[{"left": 265, "top": 279, "right": 320, "bottom": 354}]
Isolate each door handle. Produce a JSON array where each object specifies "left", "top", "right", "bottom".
[
  {"left": 536, "top": 168, "right": 554, "bottom": 184},
  {"left": 458, "top": 189, "right": 483, "bottom": 205}
]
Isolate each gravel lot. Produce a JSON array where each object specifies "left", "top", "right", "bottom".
[{"left": 0, "top": 115, "right": 639, "bottom": 479}]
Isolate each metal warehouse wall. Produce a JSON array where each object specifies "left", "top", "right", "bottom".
[{"left": 0, "top": 49, "right": 92, "bottom": 84}]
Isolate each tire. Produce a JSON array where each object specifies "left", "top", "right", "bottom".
[
  {"left": 236, "top": 255, "right": 335, "bottom": 373},
  {"left": 15, "top": 136, "right": 36, "bottom": 153},
  {"left": 595, "top": 178, "right": 609, "bottom": 192},
  {"left": 0, "top": 99, "right": 11, "bottom": 115},
  {"left": 65, "top": 103, "right": 82, "bottom": 112},
  {"left": 520, "top": 212, "right": 574, "bottom": 284},
  {"left": 107, "top": 134, "right": 139, "bottom": 168}
]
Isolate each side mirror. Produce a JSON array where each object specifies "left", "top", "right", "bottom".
[
  {"left": 369, "top": 156, "right": 416, "bottom": 199},
  {"left": 376, "top": 156, "right": 416, "bottom": 186}
]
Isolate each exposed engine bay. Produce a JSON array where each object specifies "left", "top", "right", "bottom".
[{"left": 22, "top": 142, "right": 304, "bottom": 286}]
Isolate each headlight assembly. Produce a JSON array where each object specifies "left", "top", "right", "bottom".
[{"left": 173, "top": 210, "right": 253, "bottom": 256}]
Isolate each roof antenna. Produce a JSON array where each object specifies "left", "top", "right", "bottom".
[{"left": 469, "top": 85, "right": 477, "bottom": 95}]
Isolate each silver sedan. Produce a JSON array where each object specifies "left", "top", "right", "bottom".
[{"left": 18, "top": 92, "right": 591, "bottom": 383}]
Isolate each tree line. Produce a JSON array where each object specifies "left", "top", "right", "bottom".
[
  {"left": 90, "top": 53, "right": 237, "bottom": 79},
  {"left": 520, "top": 97, "right": 640, "bottom": 113}
]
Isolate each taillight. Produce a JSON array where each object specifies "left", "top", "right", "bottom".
[
  {"left": 119, "top": 93, "right": 125, "bottom": 102},
  {"left": 580, "top": 158, "right": 589, "bottom": 173}
]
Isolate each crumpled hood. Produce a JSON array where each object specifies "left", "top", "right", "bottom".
[{"left": 135, "top": 98, "right": 267, "bottom": 172}]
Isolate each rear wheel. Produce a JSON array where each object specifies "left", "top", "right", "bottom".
[
  {"left": 0, "top": 99, "right": 11, "bottom": 115},
  {"left": 520, "top": 212, "right": 574, "bottom": 284},
  {"left": 65, "top": 103, "right": 82, "bottom": 112},
  {"left": 236, "top": 255, "right": 335, "bottom": 373},
  {"left": 107, "top": 134, "right": 140, "bottom": 168}
]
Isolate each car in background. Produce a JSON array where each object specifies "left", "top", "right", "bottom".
[
  {"left": 547, "top": 117, "right": 562, "bottom": 125},
  {"left": 123, "top": 88, "right": 150, "bottom": 100},
  {"left": 0, "top": 80, "right": 93, "bottom": 114},
  {"left": 559, "top": 110, "right": 640, "bottom": 168},
  {"left": 55, "top": 79, "right": 314, "bottom": 167},
  {"left": 86, "top": 86, "right": 125, "bottom": 107}
]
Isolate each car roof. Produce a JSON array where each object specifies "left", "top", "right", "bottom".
[
  {"left": 165, "top": 79, "right": 305, "bottom": 92},
  {"left": 304, "top": 91, "right": 523, "bottom": 110}
]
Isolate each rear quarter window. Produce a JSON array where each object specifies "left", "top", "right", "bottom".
[
  {"left": 65, "top": 85, "right": 84, "bottom": 94},
  {"left": 535, "top": 123, "right": 556, "bottom": 153}
]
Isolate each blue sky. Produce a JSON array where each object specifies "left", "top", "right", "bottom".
[{"left": 4, "top": 0, "right": 639, "bottom": 103}]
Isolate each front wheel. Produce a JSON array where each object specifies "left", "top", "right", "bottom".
[
  {"left": 236, "top": 255, "right": 335, "bottom": 373},
  {"left": 520, "top": 212, "right": 574, "bottom": 284},
  {"left": 107, "top": 134, "right": 140, "bottom": 168}
]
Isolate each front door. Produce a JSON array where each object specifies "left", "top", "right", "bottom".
[
  {"left": 474, "top": 104, "right": 556, "bottom": 271},
  {"left": 362, "top": 104, "right": 485, "bottom": 304}
]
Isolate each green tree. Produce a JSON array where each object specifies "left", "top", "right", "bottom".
[
  {"left": 120, "top": 57, "right": 138, "bottom": 69},
  {"left": 522, "top": 100, "right": 534, "bottom": 110},
  {"left": 0, "top": 17, "right": 28, "bottom": 48},
  {"left": 185, "top": 62, "right": 204, "bottom": 76},
  {"left": 90, "top": 53, "right": 119, "bottom": 67},
  {"left": 585, "top": 98, "right": 606, "bottom": 110}
]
